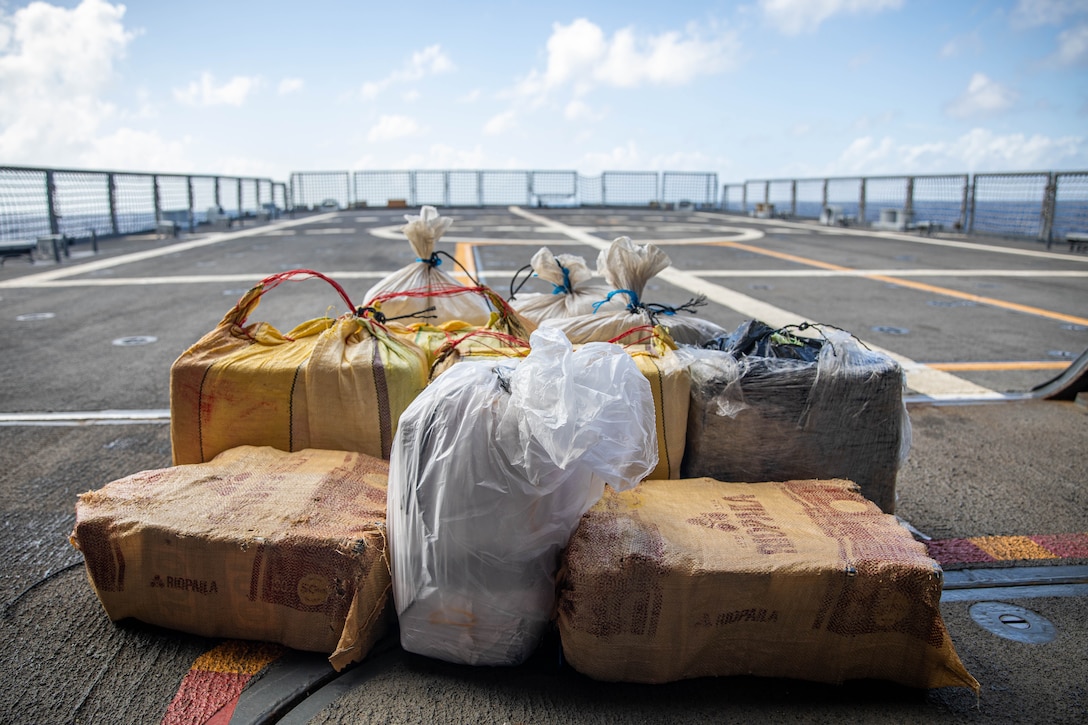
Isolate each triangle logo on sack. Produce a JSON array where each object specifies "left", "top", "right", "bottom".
[{"left": 150, "top": 575, "right": 165, "bottom": 588}]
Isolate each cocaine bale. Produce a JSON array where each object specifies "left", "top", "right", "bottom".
[
  {"left": 680, "top": 327, "right": 908, "bottom": 513},
  {"left": 558, "top": 478, "right": 978, "bottom": 692},
  {"left": 71, "top": 446, "right": 392, "bottom": 671}
]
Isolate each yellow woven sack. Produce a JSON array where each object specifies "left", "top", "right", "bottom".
[
  {"left": 607, "top": 326, "right": 689, "bottom": 480},
  {"left": 170, "top": 270, "right": 428, "bottom": 465}
]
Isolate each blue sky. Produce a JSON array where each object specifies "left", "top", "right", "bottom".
[{"left": 1, "top": 0, "right": 1086, "bottom": 184}]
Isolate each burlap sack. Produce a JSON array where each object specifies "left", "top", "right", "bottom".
[
  {"left": 362, "top": 206, "right": 493, "bottom": 325},
  {"left": 541, "top": 237, "right": 726, "bottom": 346},
  {"left": 508, "top": 247, "right": 612, "bottom": 323},
  {"left": 558, "top": 477, "right": 979, "bottom": 692},
  {"left": 170, "top": 270, "right": 429, "bottom": 465},
  {"left": 70, "top": 446, "right": 393, "bottom": 671}
]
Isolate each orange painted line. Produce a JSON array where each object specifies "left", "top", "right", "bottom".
[
  {"left": 926, "top": 361, "right": 1070, "bottom": 372},
  {"left": 452, "top": 242, "right": 477, "bottom": 283},
  {"left": 717, "top": 240, "right": 1088, "bottom": 327},
  {"left": 926, "top": 532, "right": 1088, "bottom": 566}
]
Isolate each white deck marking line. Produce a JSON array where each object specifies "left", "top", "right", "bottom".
[
  {"left": 367, "top": 223, "right": 765, "bottom": 245},
  {"left": 0, "top": 212, "right": 341, "bottom": 289},
  {"left": 0, "top": 409, "right": 170, "bottom": 425},
  {"left": 510, "top": 206, "right": 1002, "bottom": 401},
  {"left": 694, "top": 210, "right": 1088, "bottom": 264},
  {"left": 9, "top": 269, "right": 1086, "bottom": 288},
  {"left": 8, "top": 271, "right": 393, "bottom": 287}
]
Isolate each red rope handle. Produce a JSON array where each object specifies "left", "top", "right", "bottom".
[{"left": 236, "top": 269, "right": 356, "bottom": 327}]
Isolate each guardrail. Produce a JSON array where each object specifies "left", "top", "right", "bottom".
[
  {"left": 288, "top": 170, "right": 720, "bottom": 210},
  {"left": 723, "top": 171, "right": 1088, "bottom": 244},
  {"left": 0, "top": 165, "right": 286, "bottom": 243}
]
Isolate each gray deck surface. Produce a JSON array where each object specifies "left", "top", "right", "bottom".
[{"left": 0, "top": 208, "right": 1085, "bottom": 723}]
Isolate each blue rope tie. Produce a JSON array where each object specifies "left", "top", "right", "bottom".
[
  {"left": 592, "top": 288, "right": 638, "bottom": 313},
  {"left": 550, "top": 264, "right": 573, "bottom": 295},
  {"left": 415, "top": 254, "right": 442, "bottom": 266}
]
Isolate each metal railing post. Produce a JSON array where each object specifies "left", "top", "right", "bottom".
[
  {"left": 45, "top": 170, "right": 60, "bottom": 235},
  {"left": 214, "top": 176, "right": 221, "bottom": 211},
  {"left": 790, "top": 179, "right": 797, "bottom": 218},
  {"left": 967, "top": 175, "right": 978, "bottom": 235},
  {"left": 236, "top": 178, "right": 243, "bottom": 227},
  {"left": 410, "top": 171, "right": 417, "bottom": 208},
  {"left": 904, "top": 176, "right": 914, "bottom": 224},
  {"left": 153, "top": 174, "right": 162, "bottom": 228},
  {"left": 107, "top": 172, "right": 119, "bottom": 236},
  {"left": 821, "top": 178, "right": 829, "bottom": 210},
  {"left": 1041, "top": 172, "right": 1057, "bottom": 246},
  {"left": 858, "top": 178, "right": 867, "bottom": 226},
  {"left": 186, "top": 176, "right": 195, "bottom": 232},
  {"left": 741, "top": 183, "right": 747, "bottom": 213},
  {"left": 476, "top": 171, "right": 483, "bottom": 207}
]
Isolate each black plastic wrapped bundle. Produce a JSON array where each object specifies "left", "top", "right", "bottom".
[{"left": 679, "top": 321, "right": 910, "bottom": 513}]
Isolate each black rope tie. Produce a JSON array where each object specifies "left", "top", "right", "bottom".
[{"left": 356, "top": 305, "right": 438, "bottom": 324}]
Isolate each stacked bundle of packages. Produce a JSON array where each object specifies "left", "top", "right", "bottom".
[
  {"left": 542, "top": 236, "right": 727, "bottom": 346},
  {"left": 508, "top": 247, "right": 612, "bottom": 323},
  {"left": 557, "top": 477, "right": 979, "bottom": 692},
  {"left": 387, "top": 327, "right": 658, "bottom": 666},
  {"left": 170, "top": 270, "right": 429, "bottom": 465},
  {"left": 363, "top": 205, "right": 493, "bottom": 326},
  {"left": 70, "top": 446, "right": 394, "bottom": 671},
  {"left": 679, "top": 320, "right": 909, "bottom": 513}
]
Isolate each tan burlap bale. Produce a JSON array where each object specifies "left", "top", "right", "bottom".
[
  {"left": 70, "top": 446, "right": 393, "bottom": 671},
  {"left": 558, "top": 478, "right": 979, "bottom": 692},
  {"left": 170, "top": 273, "right": 429, "bottom": 465}
]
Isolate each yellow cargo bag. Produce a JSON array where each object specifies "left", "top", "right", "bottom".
[
  {"left": 607, "top": 326, "right": 689, "bottom": 480},
  {"left": 71, "top": 446, "right": 393, "bottom": 671},
  {"left": 558, "top": 477, "right": 979, "bottom": 692},
  {"left": 170, "top": 270, "right": 428, "bottom": 465}
]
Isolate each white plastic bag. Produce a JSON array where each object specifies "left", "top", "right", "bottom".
[
  {"left": 387, "top": 326, "right": 658, "bottom": 666},
  {"left": 508, "top": 247, "right": 612, "bottom": 323},
  {"left": 541, "top": 236, "right": 727, "bottom": 345},
  {"left": 363, "top": 206, "right": 494, "bottom": 325}
]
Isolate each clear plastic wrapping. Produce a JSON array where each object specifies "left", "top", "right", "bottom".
[
  {"left": 387, "top": 326, "right": 658, "bottom": 666},
  {"left": 678, "top": 321, "right": 911, "bottom": 513}
]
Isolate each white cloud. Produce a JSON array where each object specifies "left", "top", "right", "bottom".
[
  {"left": 174, "top": 72, "right": 262, "bottom": 106},
  {"left": 390, "top": 143, "right": 488, "bottom": 170},
  {"left": 945, "top": 73, "right": 1017, "bottom": 119},
  {"left": 458, "top": 89, "right": 482, "bottom": 103},
  {"left": 564, "top": 99, "right": 604, "bottom": 121},
  {"left": 759, "top": 0, "right": 903, "bottom": 36},
  {"left": 359, "top": 44, "right": 454, "bottom": 100},
  {"left": 278, "top": 77, "right": 303, "bottom": 95},
  {"left": 825, "top": 129, "right": 1084, "bottom": 175},
  {"left": 580, "top": 141, "right": 643, "bottom": 173},
  {"left": 516, "top": 18, "right": 740, "bottom": 101},
  {"left": 80, "top": 127, "right": 191, "bottom": 172},
  {"left": 939, "top": 31, "right": 983, "bottom": 59},
  {"left": 484, "top": 110, "right": 517, "bottom": 135},
  {"left": 1050, "top": 22, "right": 1088, "bottom": 65},
  {"left": 0, "top": 0, "right": 136, "bottom": 163},
  {"left": 366, "top": 115, "right": 422, "bottom": 142},
  {"left": 1010, "top": 0, "right": 1088, "bottom": 28},
  {"left": 401, "top": 89, "right": 421, "bottom": 102}
]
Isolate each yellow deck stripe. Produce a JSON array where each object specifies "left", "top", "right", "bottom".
[
  {"left": 719, "top": 241, "right": 1088, "bottom": 327},
  {"left": 452, "top": 242, "right": 477, "bottom": 283}
]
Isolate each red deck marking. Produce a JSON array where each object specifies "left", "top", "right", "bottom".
[
  {"left": 925, "top": 538, "right": 995, "bottom": 566},
  {"left": 1030, "top": 532, "right": 1088, "bottom": 559},
  {"left": 161, "top": 641, "right": 284, "bottom": 725}
]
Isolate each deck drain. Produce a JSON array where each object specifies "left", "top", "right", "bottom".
[
  {"left": 871, "top": 325, "right": 910, "bottom": 335},
  {"left": 969, "top": 602, "right": 1056, "bottom": 644},
  {"left": 112, "top": 335, "right": 158, "bottom": 347},
  {"left": 1060, "top": 323, "right": 1087, "bottom": 332},
  {"left": 750, "top": 284, "right": 774, "bottom": 290},
  {"left": 15, "top": 312, "right": 56, "bottom": 321},
  {"left": 928, "top": 300, "right": 977, "bottom": 307},
  {"left": 1047, "top": 350, "right": 1075, "bottom": 359}
]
